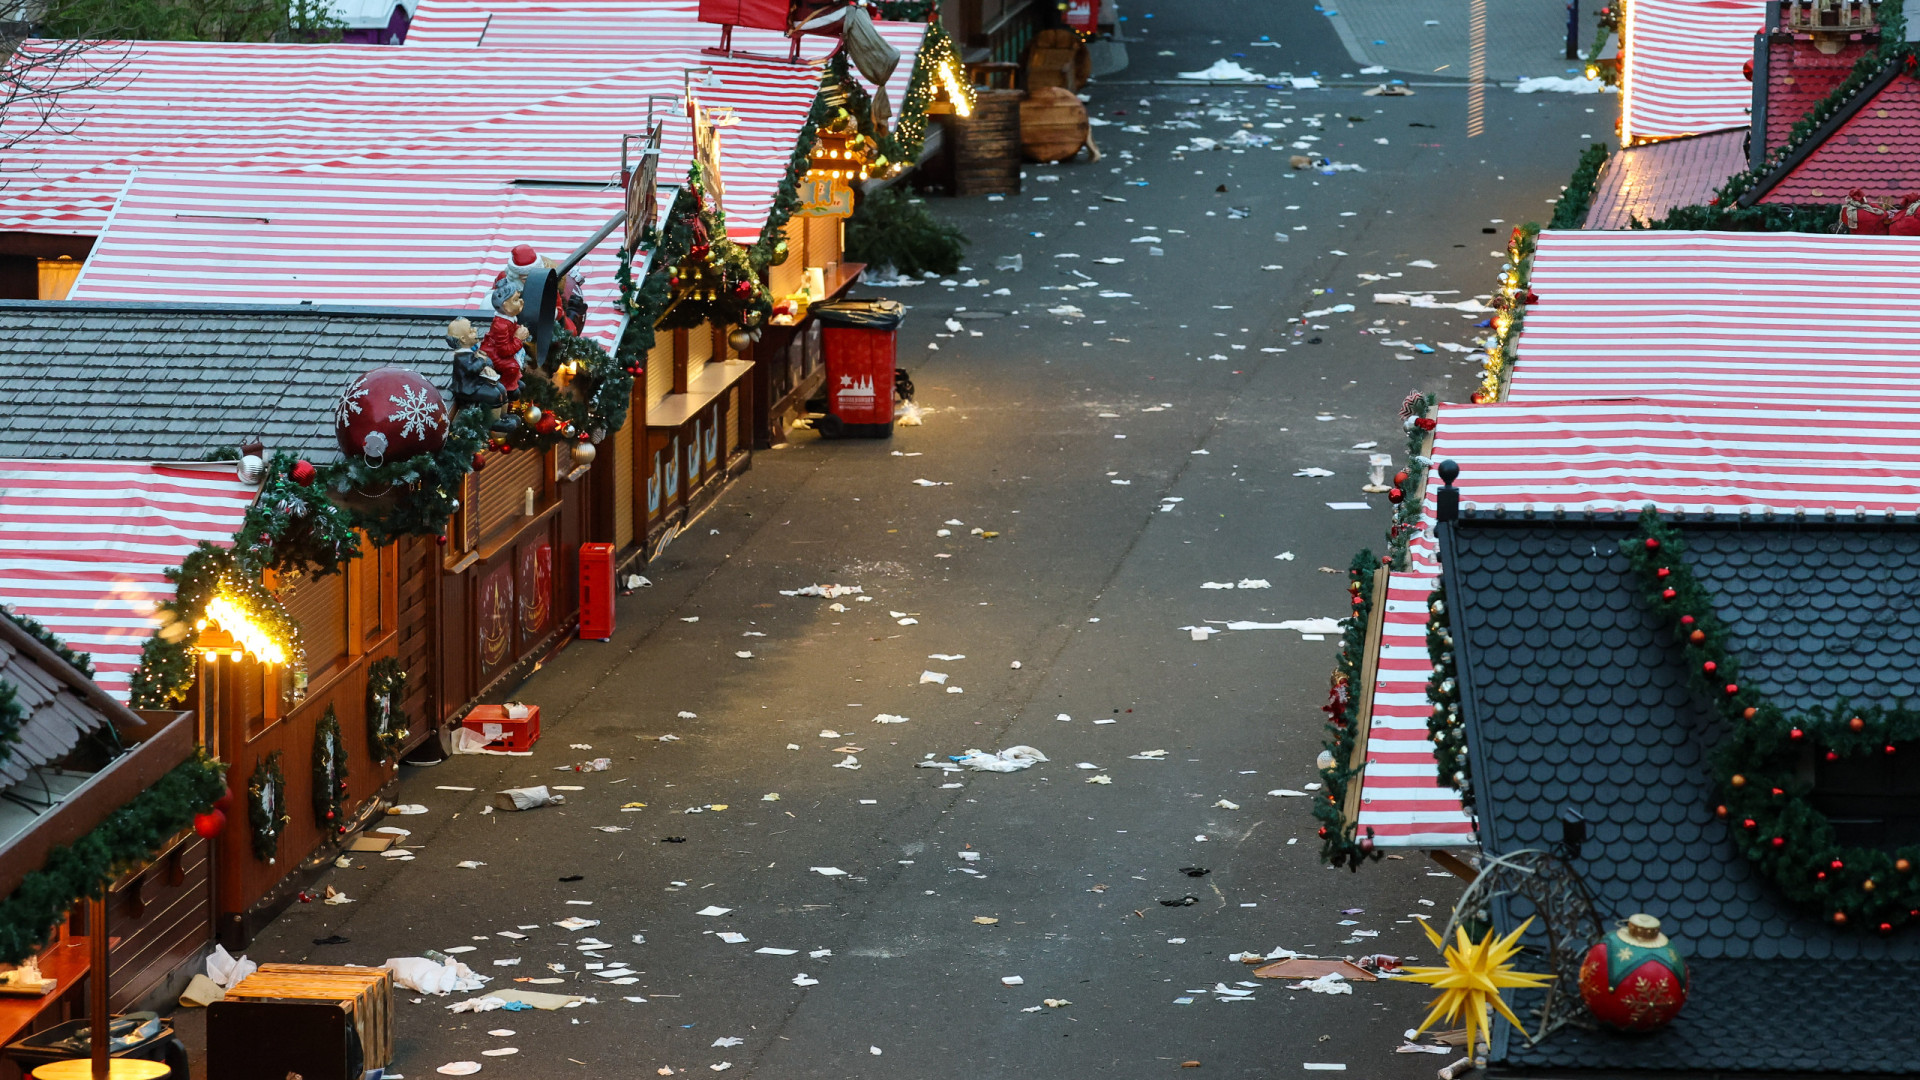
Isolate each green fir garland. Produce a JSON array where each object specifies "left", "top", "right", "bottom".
[
  {"left": 234, "top": 452, "right": 362, "bottom": 577},
  {"left": 1315, "top": 549, "right": 1385, "bottom": 869},
  {"left": 312, "top": 707, "right": 350, "bottom": 836},
  {"left": 130, "top": 544, "right": 306, "bottom": 710},
  {"left": 366, "top": 656, "right": 409, "bottom": 764},
  {"left": 248, "top": 750, "right": 290, "bottom": 862},
  {"left": 1550, "top": 143, "right": 1611, "bottom": 230},
  {"left": 1625, "top": 508, "right": 1920, "bottom": 932},
  {"left": 0, "top": 752, "right": 226, "bottom": 965},
  {"left": 1474, "top": 224, "right": 1538, "bottom": 403},
  {"left": 1424, "top": 581, "right": 1470, "bottom": 810},
  {"left": 1385, "top": 391, "right": 1438, "bottom": 571}
]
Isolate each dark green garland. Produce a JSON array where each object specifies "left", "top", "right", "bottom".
[
  {"left": 312, "top": 706, "right": 349, "bottom": 836},
  {"left": 130, "top": 544, "right": 306, "bottom": 710},
  {"left": 1316, "top": 548, "right": 1384, "bottom": 869},
  {"left": 1475, "top": 224, "right": 1538, "bottom": 403},
  {"left": 1, "top": 607, "right": 93, "bottom": 679},
  {"left": 249, "top": 750, "right": 289, "bottom": 863},
  {"left": 324, "top": 407, "right": 492, "bottom": 545},
  {"left": 1385, "top": 391, "right": 1437, "bottom": 571},
  {"left": 617, "top": 169, "right": 774, "bottom": 366},
  {"left": 235, "top": 452, "right": 361, "bottom": 577},
  {"left": 1586, "top": 0, "right": 1622, "bottom": 86},
  {"left": 0, "top": 681, "right": 19, "bottom": 769},
  {"left": 366, "top": 656, "right": 408, "bottom": 764},
  {"left": 0, "top": 752, "right": 226, "bottom": 965},
  {"left": 1626, "top": 507, "right": 1920, "bottom": 932},
  {"left": 1424, "top": 581, "right": 1469, "bottom": 810},
  {"left": 1551, "top": 143, "right": 1610, "bottom": 230}
]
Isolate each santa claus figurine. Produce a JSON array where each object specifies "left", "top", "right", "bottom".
[{"left": 479, "top": 259, "right": 535, "bottom": 396}]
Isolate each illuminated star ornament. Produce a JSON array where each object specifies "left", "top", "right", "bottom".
[{"left": 1401, "top": 917, "right": 1556, "bottom": 1052}]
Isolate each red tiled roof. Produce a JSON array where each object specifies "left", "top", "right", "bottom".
[
  {"left": 1762, "top": 36, "right": 1872, "bottom": 157},
  {"left": 1584, "top": 128, "right": 1747, "bottom": 227},
  {"left": 1759, "top": 69, "right": 1920, "bottom": 203}
]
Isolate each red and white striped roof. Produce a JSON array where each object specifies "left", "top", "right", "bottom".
[
  {"left": 0, "top": 40, "right": 827, "bottom": 242},
  {"left": 1355, "top": 398, "right": 1920, "bottom": 846},
  {"left": 1507, "top": 230, "right": 1920, "bottom": 406},
  {"left": 69, "top": 172, "right": 678, "bottom": 346},
  {"left": 1621, "top": 0, "right": 1764, "bottom": 142},
  {"left": 405, "top": 0, "right": 929, "bottom": 110},
  {"left": 0, "top": 461, "right": 255, "bottom": 701}
]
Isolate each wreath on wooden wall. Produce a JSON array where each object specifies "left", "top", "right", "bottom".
[
  {"left": 1628, "top": 507, "right": 1920, "bottom": 933},
  {"left": 312, "top": 706, "right": 350, "bottom": 836},
  {"left": 366, "top": 657, "right": 409, "bottom": 765},
  {"left": 248, "top": 750, "right": 289, "bottom": 863}
]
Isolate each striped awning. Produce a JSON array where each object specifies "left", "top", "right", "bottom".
[
  {"left": 405, "top": 0, "right": 929, "bottom": 111},
  {"left": 0, "top": 461, "right": 256, "bottom": 701},
  {"left": 1354, "top": 398, "right": 1920, "bottom": 846},
  {"left": 1621, "top": 0, "right": 1764, "bottom": 142},
  {"left": 0, "top": 39, "right": 838, "bottom": 243},
  {"left": 1507, "top": 230, "right": 1920, "bottom": 406},
  {"left": 68, "top": 172, "right": 679, "bottom": 347}
]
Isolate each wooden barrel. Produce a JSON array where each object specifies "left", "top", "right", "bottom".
[
  {"left": 951, "top": 89, "right": 1023, "bottom": 196},
  {"left": 1020, "top": 86, "right": 1089, "bottom": 164}
]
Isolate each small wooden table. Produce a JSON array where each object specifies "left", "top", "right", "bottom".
[{"left": 29, "top": 1060, "right": 169, "bottom": 1080}]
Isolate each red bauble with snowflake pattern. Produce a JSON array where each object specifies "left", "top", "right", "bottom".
[
  {"left": 1579, "top": 914, "right": 1688, "bottom": 1032},
  {"left": 335, "top": 367, "right": 450, "bottom": 465}
]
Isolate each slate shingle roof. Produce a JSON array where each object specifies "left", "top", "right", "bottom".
[
  {"left": 1761, "top": 36, "right": 1873, "bottom": 160},
  {"left": 1442, "top": 516, "right": 1920, "bottom": 1075},
  {"left": 0, "top": 301, "right": 475, "bottom": 461}
]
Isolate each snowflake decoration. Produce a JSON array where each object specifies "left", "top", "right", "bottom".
[
  {"left": 385, "top": 383, "right": 447, "bottom": 441},
  {"left": 336, "top": 377, "right": 371, "bottom": 427}
]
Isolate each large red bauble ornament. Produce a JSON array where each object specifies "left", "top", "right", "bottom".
[
  {"left": 213, "top": 790, "right": 234, "bottom": 814},
  {"left": 1579, "top": 914, "right": 1687, "bottom": 1032},
  {"left": 193, "top": 809, "right": 227, "bottom": 839},
  {"left": 335, "top": 367, "right": 451, "bottom": 464}
]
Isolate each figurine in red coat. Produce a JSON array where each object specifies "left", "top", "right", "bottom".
[{"left": 479, "top": 287, "right": 531, "bottom": 395}]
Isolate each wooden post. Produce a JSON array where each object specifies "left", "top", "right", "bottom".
[{"left": 88, "top": 896, "right": 107, "bottom": 1080}]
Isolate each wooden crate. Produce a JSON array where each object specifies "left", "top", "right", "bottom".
[
  {"left": 222, "top": 963, "right": 394, "bottom": 1069},
  {"left": 951, "top": 90, "right": 1023, "bottom": 197}
]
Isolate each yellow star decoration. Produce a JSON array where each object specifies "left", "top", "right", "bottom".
[{"left": 1401, "top": 917, "right": 1556, "bottom": 1053}]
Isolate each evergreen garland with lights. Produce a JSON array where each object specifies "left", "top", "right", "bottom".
[
  {"left": 0, "top": 752, "right": 226, "bottom": 965},
  {"left": 891, "top": 21, "right": 969, "bottom": 161},
  {"left": 366, "top": 657, "right": 409, "bottom": 763},
  {"left": 130, "top": 544, "right": 306, "bottom": 710},
  {"left": 1384, "top": 391, "right": 1438, "bottom": 571},
  {"left": 234, "top": 452, "right": 362, "bottom": 577},
  {"left": 1473, "top": 224, "right": 1539, "bottom": 403},
  {"left": 1550, "top": 143, "right": 1611, "bottom": 230},
  {"left": 311, "top": 706, "right": 350, "bottom": 836},
  {"left": 1626, "top": 507, "right": 1920, "bottom": 932},
  {"left": 1585, "top": 0, "right": 1623, "bottom": 87},
  {"left": 1424, "top": 581, "right": 1471, "bottom": 811},
  {"left": 1315, "top": 548, "right": 1385, "bottom": 869}
]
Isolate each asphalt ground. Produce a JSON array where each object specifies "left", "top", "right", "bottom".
[{"left": 201, "top": 3, "right": 1607, "bottom": 1076}]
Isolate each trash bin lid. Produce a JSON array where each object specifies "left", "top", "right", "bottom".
[{"left": 812, "top": 299, "right": 904, "bottom": 330}]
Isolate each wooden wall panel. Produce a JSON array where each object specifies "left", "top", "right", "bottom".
[
  {"left": 108, "top": 833, "right": 213, "bottom": 1012},
  {"left": 646, "top": 334, "right": 674, "bottom": 408}
]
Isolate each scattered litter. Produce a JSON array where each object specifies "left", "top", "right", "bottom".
[
  {"left": 697, "top": 907, "right": 733, "bottom": 917},
  {"left": 385, "top": 957, "right": 489, "bottom": 996},
  {"left": 1516, "top": 75, "right": 1612, "bottom": 94},
  {"left": 780, "top": 584, "right": 864, "bottom": 599},
  {"left": 1214, "top": 799, "right": 1240, "bottom": 810},
  {"left": 945, "top": 746, "right": 1049, "bottom": 772},
  {"left": 1002, "top": 976, "right": 1025, "bottom": 986},
  {"left": 388, "top": 804, "right": 429, "bottom": 816},
  {"left": 974, "top": 916, "right": 999, "bottom": 925},
  {"left": 792, "top": 974, "right": 820, "bottom": 987},
  {"left": 1292, "top": 467, "right": 1335, "bottom": 478},
  {"left": 811, "top": 867, "right": 849, "bottom": 876},
  {"left": 555, "top": 917, "right": 600, "bottom": 930},
  {"left": 1129, "top": 750, "right": 1168, "bottom": 760},
  {"left": 716, "top": 932, "right": 749, "bottom": 944},
  {"left": 494, "top": 787, "right": 565, "bottom": 812},
  {"left": 919, "top": 671, "right": 949, "bottom": 685},
  {"left": 1086, "top": 774, "right": 1113, "bottom": 785},
  {"left": 437, "top": 1063, "right": 482, "bottom": 1076},
  {"left": 912, "top": 479, "right": 951, "bottom": 487},
  {"left": 1269, "top": 789, "right": 1308, "bottom": 797},
  {"left": 755, "top": 947, "right": 798, "bottom": 955},
  {"left": 833, "top": 755, "right": 862, "bottom": 770}
]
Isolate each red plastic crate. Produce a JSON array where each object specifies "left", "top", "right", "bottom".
[{"left": 462, "top": 704, "right": 541, "bottom": 753}]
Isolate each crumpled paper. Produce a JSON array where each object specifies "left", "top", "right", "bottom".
[{"left": 386, "top": 956, "right": 490, "bottom": 996}]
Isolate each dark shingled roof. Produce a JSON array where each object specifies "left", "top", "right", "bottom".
[
  {"left": 1442, "top": 517, "right": 1920, "bottom": 1076},
  {"left": 0, "top": 301, "right": 477, "bottom": 461}
]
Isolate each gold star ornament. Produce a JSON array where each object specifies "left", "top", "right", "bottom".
[{"left": 1401, "top": 917, "right": 1557, "bottom": 1052}]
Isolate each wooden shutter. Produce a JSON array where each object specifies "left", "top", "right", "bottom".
[
  {"left": 807, "top": 213, "right": 841, "bottom": 269},
  {"left": 645, "top": 333, "right": 674, "bottom": 408},
  {"left": 283, "top": 570, "right": 348, "bottom": 674},
  {"left": 769, "top": 217, "right": 806, "bottom": 298},
  {"left": 613, "top": 417, "right": 636, "bottom": 549},
  {"left": 686, "top": 323, "right": 713, "bottom": 385},
  {"left": 725, "top": 386, "right": 741, "bottom": 456},
  {"left": 473, "top": 446, "right": 544, "bottom": 541}
]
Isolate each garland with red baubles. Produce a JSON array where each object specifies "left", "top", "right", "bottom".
[
  {"left": 1627, "top": 507, "right": 1920, "bottom": 933},
  {"left": 1315, "top": 548, "right": 1385, "bottom": 869}
]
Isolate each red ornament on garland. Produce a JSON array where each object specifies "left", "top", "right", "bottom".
[
  {"left": 335, "top": 367, "right": 450, "bottom": 465},
  {"left": 1645, "top": 538, "right": 1661, "bottom": 551},
  {"left": 1579, "top": 914, "right": 1687, "bottom": 1032},
  {"left": 214, "top": 790, "right": 234, "bottom": 813},
  {"left": 193, "top": 809, "right": 227, "bottom": 839},
  {"left": 289, "top": 459, "right": 317, "bottom": 486},
  {"left": 1388, "top": 487, "right": 1404, "bottom": 504},
  {"left": 1415, "top": 417, "right": 1437, "bottom": 431}
]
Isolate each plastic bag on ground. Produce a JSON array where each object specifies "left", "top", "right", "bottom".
[
  {"left": 955, "top": 746, "right": 1050, "bottom": 772},
  {"left": 386, "top": 956, "right": 490, "bottom": 995},
  {"left": 206, "top": 944, "right": 255, "bottom": 990},
  {"left": 495, "top": 786, "right": 566, "bottom": 811}
]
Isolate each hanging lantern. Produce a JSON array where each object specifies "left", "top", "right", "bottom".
[{"left": 1579, "top": 914, "right": 1688, "bottom": 1032}]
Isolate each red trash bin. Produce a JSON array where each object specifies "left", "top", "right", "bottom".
[
  {"left": 815, "top": 299, "right": 905, "bottom": 439},
  {"left": 579, "top": 542, "right": 615, "bottom": 640}
]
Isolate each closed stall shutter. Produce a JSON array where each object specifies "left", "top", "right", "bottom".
[
  {"left": 725, "top": 386, "right": 741, "bottom": 456},
  {"left": 283, "top": 570, "right": 348, "bottom": 674},
  {"left": 686, "top": 322, "right": 713, "bottom": 385},
  {"left": 614, "top": 417, "right": 636, "bottom": 549},
  {"left": 807, "top": 214, "right": 841, "bottom": 269},
  {"left": 769, "top": 217, "right": 807, "bottom": 298},
  {"left": 473, "top": 446, "right": 544, "bottom": 541},
  {"left": 646, "top": 333, "right": 674, "bottom": 408}
]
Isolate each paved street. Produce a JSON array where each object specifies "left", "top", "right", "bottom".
[{"left": 218, "top": 3, "right": 1603, "bottom": 1076}]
